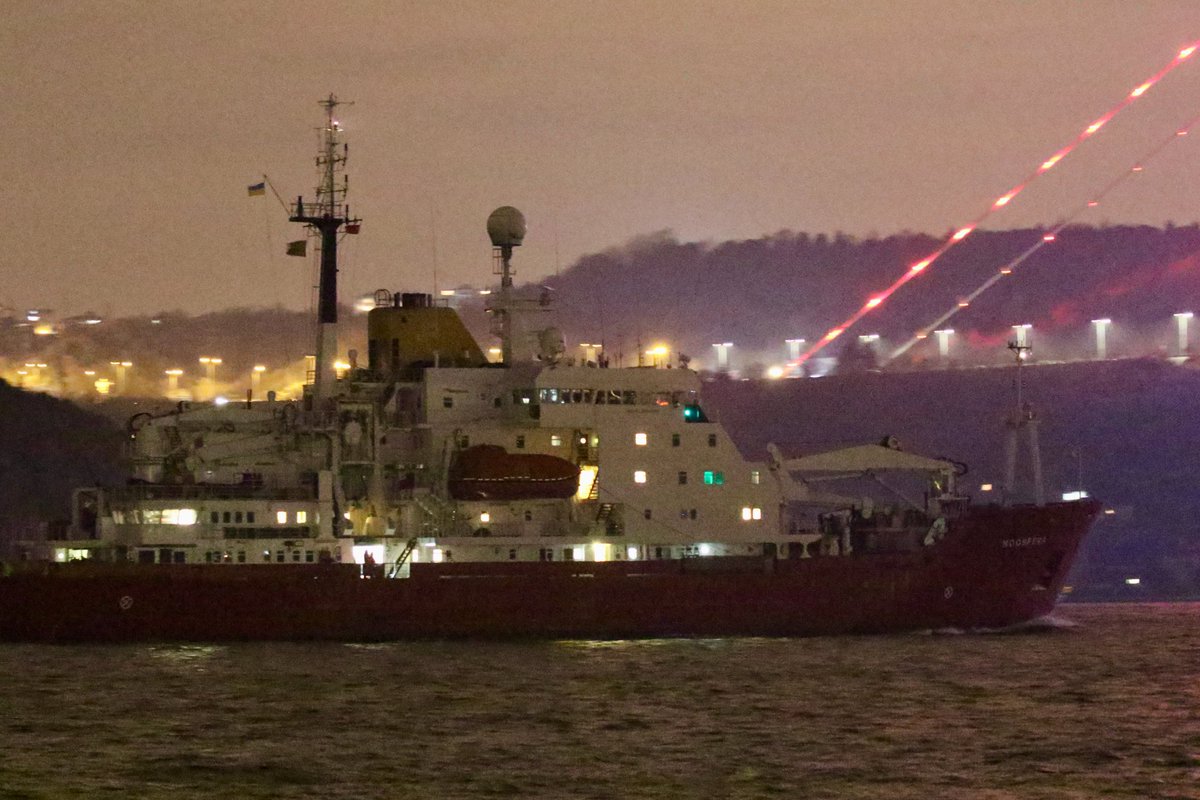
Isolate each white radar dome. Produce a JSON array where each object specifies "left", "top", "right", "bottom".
[{"left": 487, "top": 206, "right": 527, "bottom": 247}]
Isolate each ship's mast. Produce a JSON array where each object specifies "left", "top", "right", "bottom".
[
  {"left": 1002, "top": 340, "right": 1045, "bottom": 506},
  {"left": 485, "top": 206, "right": 527, "bottom": 365},
  {"left": 290, "top": 94, "right": 360, "bottom": 404}
]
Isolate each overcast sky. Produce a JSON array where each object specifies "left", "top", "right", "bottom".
[{"left": 2, "top": 1, "right": 1198, "bottom": 316}]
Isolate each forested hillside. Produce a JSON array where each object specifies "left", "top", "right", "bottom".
[
  {"left": 0, "top": 380, "right": 125, "bottom": 553},
  {"left": 514, "top": 224, "right": 1200, "bottom": 366}
]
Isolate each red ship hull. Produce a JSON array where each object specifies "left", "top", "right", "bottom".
[{"left": 0, "top": 501, "right": 1098, "bottom": 642}]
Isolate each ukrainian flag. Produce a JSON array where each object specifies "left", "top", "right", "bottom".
[{"left": 247, "top": 181, "right": 266, "bottom": 197}]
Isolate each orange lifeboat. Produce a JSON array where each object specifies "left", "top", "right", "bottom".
[{"left": 448, "top": 445, "right": 579, "bottom": 501}]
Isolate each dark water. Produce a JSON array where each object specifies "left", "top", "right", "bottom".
[{"left": 1, "top": 603, "right": 1197, "bottom": 800}]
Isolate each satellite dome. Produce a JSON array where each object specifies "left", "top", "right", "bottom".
[{"left": 487, "top": 206, "right": 526, "bottom": 247}]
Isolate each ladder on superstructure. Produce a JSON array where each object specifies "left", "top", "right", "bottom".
[{"left": 388, "top": 536, "right": 421, "bottom": 578}]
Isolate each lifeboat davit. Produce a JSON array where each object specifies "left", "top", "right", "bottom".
[{"left": 448, "top": 445, "right": 580, "bottom": 501}]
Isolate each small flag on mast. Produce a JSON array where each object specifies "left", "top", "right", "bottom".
[
  {"left": 247, "top": 181, "right": 266, "bottom": 196},
  {"left": 286, "top": 240, "right": 307, "bottom": 257}
]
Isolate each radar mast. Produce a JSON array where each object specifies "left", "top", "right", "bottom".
[
  {"left": 486, "top": 206, "right": 527, "bottom": 365},
  {"left": 290, "top": 94, "right": 361, "bottom": 403}
]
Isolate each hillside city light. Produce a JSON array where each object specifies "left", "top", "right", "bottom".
[
  {"left": 1012, "top": 324, "right": 1032, "bottom": 347},
  {"left": 785, "top": 338, "right": 806, "bottom": 361},
  {"left": 1091, "top": 318, "right": 1111, "bottom": 360}
]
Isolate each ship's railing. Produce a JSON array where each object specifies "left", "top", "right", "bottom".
[{"left": 104, "top": 484, "right": 318, "bottom": 502}]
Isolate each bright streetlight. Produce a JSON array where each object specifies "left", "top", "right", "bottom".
[
  {"left": 712, "top": 342, "right": 733, "bottom": 371},
  {"left": 1091, "top": 318, "right": 1111, "bottom": 360},
  {"left": 1174, "top": 312, "right": 1193, "bottom": 354},
  {"left": 198, "top": 357, "right": 222, "bottom": 400},
  {"left": 644, "top": 344, "right": 669, "bottom": 368},
  {"left": 251, "top": 364, "right": 266, "bottom": 394},
  {"left": 934, "top": 329, "right": 954, "bottom": 360},
  {"left": 198, "top": 356, "right": 222, "bottom": 382},
  {"left": 109, "top": 360, "right": 132, "bottom": 393},
  {"left": 579, "top": 342, "right": 602, "bottom": 364}
]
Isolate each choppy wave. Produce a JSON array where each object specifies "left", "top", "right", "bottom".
[{"left": 0, "top": 603, "right": 1197, "bottom": 799}]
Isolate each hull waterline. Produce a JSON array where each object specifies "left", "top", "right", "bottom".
[{"left": 0, "top": 501, "right": 1098, "bottom": 643}]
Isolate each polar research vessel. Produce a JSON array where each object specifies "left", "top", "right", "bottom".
[{"left": 0, "top": 99, "right": 1099, "bottom": 642}]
